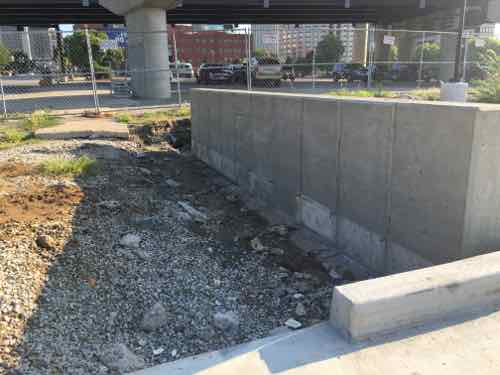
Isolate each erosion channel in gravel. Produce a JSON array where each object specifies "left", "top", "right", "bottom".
[{"left": 0, "top": 139, "right": 344, "bottom": 375}]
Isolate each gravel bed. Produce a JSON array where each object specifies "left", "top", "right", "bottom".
[{"left": 0, "top": 139, "right": 335, "bottom": 375}]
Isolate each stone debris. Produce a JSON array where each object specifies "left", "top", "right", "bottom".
[
  {"left": 140, "top": 303, "right": 169, "bottom": 332},
  {"left": 97, "top": 200, "right": 121, "bottom": 209},
  {"left": 35, "top": 235, "right": 55, "bottom": 250},
  {"left": 120, "top": 233, "right": 142, "bottom": 248},
  {"left": 270, "top": 248, "right": 285, "bottom": 256},
  {"left": 99, "top": 343, "right": 145, "bottom": 373},
  {"left": 153, "top": 347, "right": 165, "bottom": 356},
  {"left": 250, "top": 237, "right": 266, "bottom": 252},
  {"left": 295, "top": 302, "right": 307, "bottom": 317},
  {"left": 214, "top": 311, "right": 240, "bottom": 333},
  {"left": 178, "top": 201, "right": 208, "bottom": 222},
  {"left": 0, "top": 138, "right": 335, "bottom": 374},
  {"left": 268, "top": 225, "right": 288, "bottom": 236},
  {"left": 166, "top": 178, "right": 181, "bottom": 188},
  {"left": 285, "top": 318, "right": 303, "bottom": 330}
]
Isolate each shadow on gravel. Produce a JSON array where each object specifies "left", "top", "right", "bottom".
[{"left": 4, "top": 142, "right": 333, "bottom": 375}]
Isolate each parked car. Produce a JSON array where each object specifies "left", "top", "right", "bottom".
[
  {"left": 196, "top": 64, "right": 233, "bottom": 84},
  {"left": 170, "top": 63, "right": 194, "bottom": 78},
  {"left": 251, "top": 57, "right": 282, "bottom": 87},
  {"left": 340, "top": 64, "right": 370, "bottom": 83}
]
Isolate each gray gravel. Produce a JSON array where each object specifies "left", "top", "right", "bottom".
[{"left": 0, "top": 139, "right": 335, "bottom": 375}]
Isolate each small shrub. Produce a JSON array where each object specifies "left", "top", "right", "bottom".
[
  {"left": 22, "top": 110, "right": 61, "bottom": 131},
  {"left": 408, "top": 88, "right": 441, "bottom": 101},
  {"left": 38, "top": 156, "right": 98, "bottom": 176},
  {"left": 328, "top": 89, "right": 397, "bottom": 98},
  {"left": 0, "top": 128, "right": 32, "bottom": 144}
]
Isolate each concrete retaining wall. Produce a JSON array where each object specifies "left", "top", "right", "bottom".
[{"left": 191, "top": 89, "right": 500, "bottom": 275}]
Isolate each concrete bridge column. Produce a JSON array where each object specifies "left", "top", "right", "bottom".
[
  {"left": 99, "top": 1, "right": 176, "bottom": 99},
  {"left": 126, "top": 7, "right": 171, "bottom": 98}
]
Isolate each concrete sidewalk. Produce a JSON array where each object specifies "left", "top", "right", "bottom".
[
  {"left": 130, "top": 308, "right": 500, "bottom": 375},
  {"left": 35, "top": 117, "right": 129, "bottom": 140}
]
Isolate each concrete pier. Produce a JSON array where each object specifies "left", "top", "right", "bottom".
[{"left": 99, "top": 1, "right": 175, "bottom": 99}]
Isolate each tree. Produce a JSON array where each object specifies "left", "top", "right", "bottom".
[
  {"left": 102, "top": 48, "right": 125, "bottom": 71},
  {"left": 467, "top": 37, "right": 500, "bottom": 80},
  {"left": 0, "top": 43, "right": 11, "bottom": 67},
  {"left": 64, "top": 31, "right": 107, "bottom": 71},
  {"left": 315, "top": 33, "right": 345, "bottom": 64},
  {"left": 415, "top": 42, "right": 441, "bottom": 62}
]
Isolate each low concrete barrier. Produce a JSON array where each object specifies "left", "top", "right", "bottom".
[
  {"left": 331, "top": 251, "right": 500, "bottom": 341},
  {"left": 191, "top": 89, "right": 500, "bottom": 275}
]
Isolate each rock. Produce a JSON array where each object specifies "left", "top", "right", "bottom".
[
  {"left": 152, "top": 347, "right": 164, "bottom": 356},
  {"left": 268, "top": 225, "right": 288, "bottom": 236},
  {"left": 139, "top": 167, "right": 152, "bottom": 175},
  {"left": 178, "top": 201, "right": 208, "bottom": 223},
  {"left": 329, "top": 269, "right": 343, "bottom": 282},
  {"left": 213, "top": 311, "right": 239, "bottom": 332},
  {"left": 285, "top": 318, "right": 302, "bottom": 330},
  {"left": 140, "top": 302, "right": 169, "bottom": 332},
  {"left": 120, "top": 234, "right": 142, "bottom": 248},
  {"left": 295, "top": 302, "right": 306, "bottom": 317},
  {"left": 250, "top": 237, "right": 266, "bottom": 252},
  {"left": 270, "top": 248, "right": 285, "bottom": 256},
  {"left": 293, "top": 293, "right": 304, "bottom": 300},
  {"left": 97, "top": 200, "right": 120, "bottom": 209},
  {"left": 35, "top": 235, "right": 55, "bottom": 250},
  {"left": 99, "top": 343, "right": 145, "bottom": 373},
  {"left": 166, "top": 178, "right": 181, "bottom": 188},
  {"left": 225, "top": 193, "right": 238, "bottom": 202},
  {"left": 213, "top": 279, "right": 222, "bottom": 287},
  {"left": 294, "top": 272, "right": 313, "bottom": 280},
  {"left": 171, "top": 349, "right": 178, "bottom": 357},
  {"left": 176, "top": 211, "right": 192, "bottom": 222}
]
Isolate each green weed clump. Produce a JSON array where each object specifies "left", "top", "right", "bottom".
[{"left": 38, "top": 156, "right": 99, "bottom": 177}]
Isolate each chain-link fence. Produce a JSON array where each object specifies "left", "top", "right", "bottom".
[{"left": 0, "top": 25, "right": 493, "bottom": 117}]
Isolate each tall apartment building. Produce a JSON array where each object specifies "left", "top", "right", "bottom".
[{"left": 253, "top": 24, "right": 357, "bottom": 62}]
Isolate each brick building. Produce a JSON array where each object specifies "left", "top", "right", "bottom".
[{"left": 168, "top": 25, "right": 247, "bottom": 69}]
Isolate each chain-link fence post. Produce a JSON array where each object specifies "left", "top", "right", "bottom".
[
  {"left": 85, "top": 27, "right": 101, "bottom": 113},
  {"left": 0, "top": 77, "right": 7, "bottom": 120},
  {"left": 172, "top": 27, "right": 182, "bottom": 106},
  {"left": 246, "top": 28, "right": 252, "bottom": 91},
  {"left": 312, "top": 48, "right": 317, "bottom": 90},
  {"left": 418, "top": 31, "right": 426, "bottom": 88},
  {"left": 367, "top": 25, "right": 375, "bottom": 89}
]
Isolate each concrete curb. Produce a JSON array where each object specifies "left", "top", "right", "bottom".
[{"left": 330, "top": 251, "right": 500, "bottom": 341}]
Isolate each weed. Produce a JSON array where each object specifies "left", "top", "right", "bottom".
[{"left": 38, "top": 156, "right": 99, "bottom": 177}]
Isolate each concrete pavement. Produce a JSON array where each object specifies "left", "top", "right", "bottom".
[{"left": 129, "top": 308, "right": 500, "bottom": 375}]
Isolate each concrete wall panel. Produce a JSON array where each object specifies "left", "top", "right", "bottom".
[
  {"left": 302, "top": 98, "right": 340, "bottom": 210},
  {"left": 391, "top": 104, "right": 476, "bottom": 264}
]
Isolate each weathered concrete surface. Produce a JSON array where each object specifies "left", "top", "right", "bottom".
[
  {"left": 331, "top": 251, "right": 500, "bottom": 341},
  {"left": 192, "top": 89, "right": 500, "bottom": 275},
  {"left": 35, "top": 118, "right": 129, "bottom": 140},
  {"left": 129, "top": 308, "right": 500, "bottom": 375}
]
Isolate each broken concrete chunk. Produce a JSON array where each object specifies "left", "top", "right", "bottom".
[
  {"left": 140, "top": 302, "right": 169, "bottom": 332},
  {"left": 120, "top": 234, "right": 142, "bottom": 248},
  {"left": 295, "top": 302, "right": 307, "bottom": 317},
  {"left": 178, "top": 201, "right": 208, "bottom": 222},
  {"left": 285, "top": 318, "right": 302, "bottom": 330},
  {"left": 213, "top": 311, "right": 239, "bottom": 332},
  {"left": 250, "top": 237, "right": 266, "bottom": 252},
  {"left": 99, "top": 343, "right": 145, "bottom": 373},
  {"left": 97, "top": 200, "right": 121, "bottom": 209}
]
